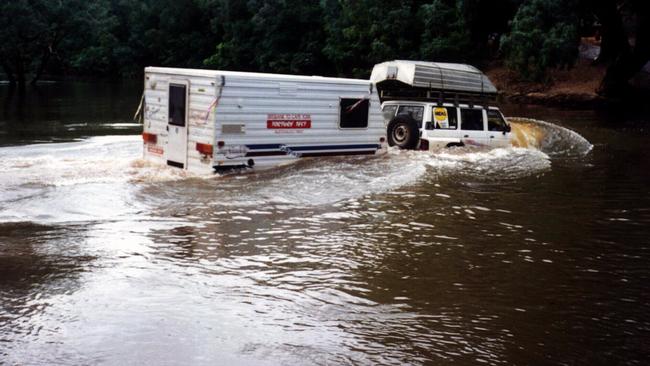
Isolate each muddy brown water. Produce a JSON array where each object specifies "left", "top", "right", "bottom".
[{"left": 1, "top": 82, "right": 649, "bottom": 365}]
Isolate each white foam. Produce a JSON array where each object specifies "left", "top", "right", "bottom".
[{"left": 0, "top": 121, "right": 592, "bottom": 222}]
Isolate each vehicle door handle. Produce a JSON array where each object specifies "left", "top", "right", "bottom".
[
  {"left": 490, "top": 135, "right": 494, "bottom": 138},
  {"left": 464, "top": 135, "right": 469, "bottom": 138}
]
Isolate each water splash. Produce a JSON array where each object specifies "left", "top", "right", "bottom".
[
  {"left": 509, "top": 117, "right": 593, "bottom": 158},
  {"left": 0, "top": 120, "right": 593, "bottom": 221},
  {"left": 423, "top": 147, "right": 552, "bottom": 180}
]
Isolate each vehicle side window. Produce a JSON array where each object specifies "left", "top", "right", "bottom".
[
  {"left": 430, "top": 107, "right": 458, "bottom": 130},
  {"left": 460, "top": 108, "right": 484, "bottom": 131},
  {"left": 382, "top": 105, "right": 398, "bottom": 122},
  {"left": 340, "top": 98, "right": 369, "bottom": 128},
  {"left": 397, "top": 105, "right": 424, "bottom": 122},
  {"left": 487, "top": 110, "right": 507, "bottom": 131}
]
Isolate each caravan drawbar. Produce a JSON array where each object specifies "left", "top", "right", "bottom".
[{"left": 141, "top": 67, "right": 387, "bottom": 173}]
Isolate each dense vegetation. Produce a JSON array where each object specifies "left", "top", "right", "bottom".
[{"left": 0, "top": 0, "right": 647, "bottom": 95}]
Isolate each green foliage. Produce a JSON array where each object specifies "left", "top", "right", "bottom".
[
  {"left": 203, "top": 0, "right": 254, "bottom": 71},
  {"left": 205, "top": 0, "right": 327, "bottom": 74},
  {"left": 0, "top": 0, "right": 102, "bottom": 82},
  {"left": 0, "top": 0, "right": 585, "bottom": 84},
  {"left": 323, "top": 0, "right": 424, "bottom": 77},
  {"left": 418, "top": 0, "right": 472, "bottom": 62},
  {"left": 73, "top": 0, "right": 220, "bottom": 76},
  {"left": 500, "top": 0, "right": 580, "bottom": 81}
]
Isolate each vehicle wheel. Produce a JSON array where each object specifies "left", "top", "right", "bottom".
[{"left": 387, "top": 116, "right": 419, "bottom": 150}]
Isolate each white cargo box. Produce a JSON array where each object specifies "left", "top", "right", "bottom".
[
  {"left": 370, "top": 60, "right": 497, "bottom": 104},
  {"left": 141, "top": 67, "right": 387, "bottom": 173}
]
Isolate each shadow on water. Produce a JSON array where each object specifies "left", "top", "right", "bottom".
[
  {"left": 0, "top": 221, "right": 93, "bottom": 358},
  {"left": 0, "top": 81, "right": 142, "bottom": 146}
]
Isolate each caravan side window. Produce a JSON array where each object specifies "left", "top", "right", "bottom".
[{"left": 340, "top": 98, "right": 369, "bottom": 128}]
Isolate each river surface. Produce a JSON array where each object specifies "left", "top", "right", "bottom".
[{"left": 1, "top": 82, "right": 649, "bottom": 365}]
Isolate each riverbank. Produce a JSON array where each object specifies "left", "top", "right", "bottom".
[
  {"left": 485, "top": 59, "right": 610, "bottom": 109},
  {"left": 486, "top": 38, "right": 650, "bottom": 109}
]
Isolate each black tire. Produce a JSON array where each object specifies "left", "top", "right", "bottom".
[{"left": 387, "top": 115, "right": 419, "bottom": 150}]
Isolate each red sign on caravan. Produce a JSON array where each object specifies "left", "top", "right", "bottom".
[{"left": 266, "top": 114, "right": 312, "bottom": 129}]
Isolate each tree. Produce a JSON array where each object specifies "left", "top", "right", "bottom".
[
  {"left": 203, "top": 0, "right": 256, "bottom": 71},
  {"left": 0, "top": 0, "right": 105, "bottom": 85},
  {"left": 0, "top": 0, "right": 48, "bottom": 84},
  {"left": 500, "top": 0, "right": 581, "bottom": 81},
  {"left": 72, "top": 0, "right": 221, "bottom": 77},
  {"left": 593, "top": 0, "right": 650, "bottom": 95},
  {"left": 247, "top": 0, "right": 327, "bottom": 74},
  {"left": 323, "top": 0, "right": 425, "bottom": 77},
  {"left": 418, "top": 0, "right": 472, "bottom": 62},
  {"left": 458, "top": 0, "right": 522, "bottom": 58}
]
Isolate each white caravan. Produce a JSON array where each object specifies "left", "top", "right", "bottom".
[
  {"left": 141, "top": 67, "right": 387, "bottom": 173},
  {"left": 371, "top": 60, "right": 512, "bottom": 150}
]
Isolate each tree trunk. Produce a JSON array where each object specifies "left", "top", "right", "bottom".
[
  {"left": 14, "top": 55, "right": 26, "bottom": 86},
  {"left": 593, "top": 0, "right": 630, "bottom": 65},
  {"left": 1, "top": 59, "right": 16, "bottom": 84},
  {"left": 598, "top": 2, "right": 650, "bottom": 95},
  {"left": 32, "top": 29, "right": 61, "bottom": 85},
  {"left": 31, "top": 48, "right": 51, "bottom": 85}
]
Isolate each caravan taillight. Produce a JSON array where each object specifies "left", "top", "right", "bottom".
[
  {"left": 196, "top": 143, "right": 213, "bottom": 156},
  {"left": 142, "top": 132, "right": 157, "bottom": 144}
]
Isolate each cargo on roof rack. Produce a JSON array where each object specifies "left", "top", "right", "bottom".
[{"left": 370, "top": 60, "right": 498, "bottom": 105}]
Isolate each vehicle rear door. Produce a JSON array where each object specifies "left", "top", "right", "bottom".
[{"left": 459, "top": 107, "right": 488, "bottom": 147}]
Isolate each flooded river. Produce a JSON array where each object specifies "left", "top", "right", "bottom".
[{"left": 1, "top": 83, "right": 649, "bottom": 365}]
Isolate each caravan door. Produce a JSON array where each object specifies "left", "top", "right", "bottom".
[{"left": 166, "top": 81, "right": 189, "bottom": 168}]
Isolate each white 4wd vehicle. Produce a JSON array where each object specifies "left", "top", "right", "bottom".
[
  {"left": 381, "top": 101, "right": 511, "bottom": 150},
  {"left": 371, "top": 60, "right": 511, "bottom": 151}
]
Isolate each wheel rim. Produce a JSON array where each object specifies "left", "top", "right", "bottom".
[{"left": 393, "top": 124, "right": 409, "bottom": 144}]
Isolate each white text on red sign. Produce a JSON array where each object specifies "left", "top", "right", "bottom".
[{"left": 267, "top": 114, "right": 312, "bottom": 129}]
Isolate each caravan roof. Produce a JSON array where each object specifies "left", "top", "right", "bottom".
[{"left": 145, "top": 67, "right": 372, "bottom": 86}]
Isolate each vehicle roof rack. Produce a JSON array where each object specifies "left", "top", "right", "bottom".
[{"left": 371, "top": 60, "right": 498, "bottom": 106}]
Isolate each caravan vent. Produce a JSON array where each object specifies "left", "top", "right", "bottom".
[{"left": 222, "top": 124, "right": 245, "bottom": 134}]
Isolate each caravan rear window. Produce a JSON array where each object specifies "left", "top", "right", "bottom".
[
  {"left": 169, "top": 84, "right": 187, "bottom": 126},
  {"left": 340, "top": 98, "right": 369, "bottom": 128}
]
